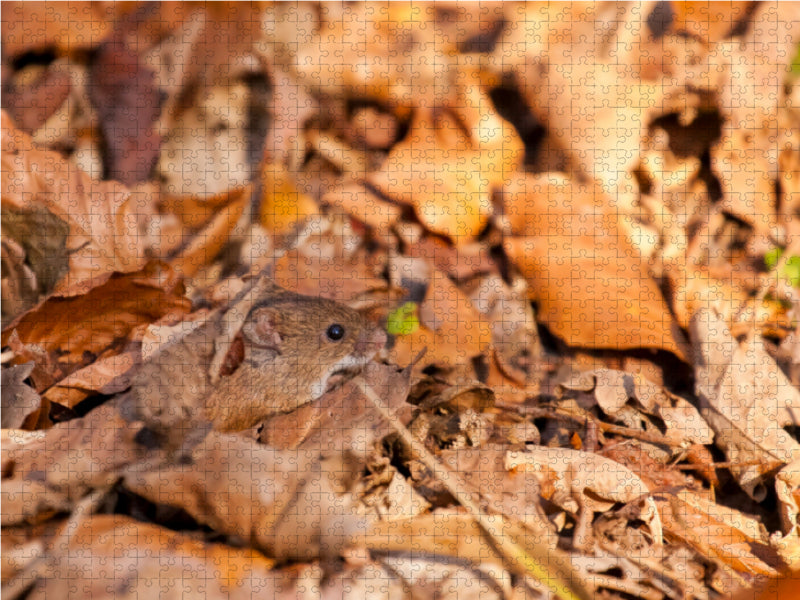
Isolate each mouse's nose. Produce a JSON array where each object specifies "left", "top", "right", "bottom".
[{"left": 354, "top": 327, "right": 387, "bottom": 357}]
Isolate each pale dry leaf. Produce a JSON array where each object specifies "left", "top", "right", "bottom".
[
  {"left": 125, "top": 433, "right": 371, "bottom": 562},
  {"left": 1, "top": 111, "right": 154, "bottom": 293},
  {"left": 2, "top": 402, "right": 144, "bottom": 510},
  {"left": 41, "top": 350, "right": 137, "bottom": 409},
  {"left": 656, "top": 489, "right": 780, "bottom": 578},
  {"left": 258, "top": 362, "right": 411, "bottom": 459},
  {"left": 692, "top": 309, "right": 800, "bottom": 500},
  {"left": 23, "top": 515, "right": 283, "bottom": 599}
]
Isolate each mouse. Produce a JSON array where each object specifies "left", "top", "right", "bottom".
[{"left": 129, "top": 281, "right": 387, "bottom": 433}]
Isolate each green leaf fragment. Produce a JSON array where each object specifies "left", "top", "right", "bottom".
[
  {"left": 783, "top": 256, "right": 800, "bottom": 288},
  {"left": 387, "top": 301, "right": 420, "bottom": 336},
  {"left": 765, "top": 247, "right": 782, "bottom": 270}
]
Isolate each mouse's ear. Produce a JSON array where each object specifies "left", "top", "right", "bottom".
[{"left": 241, "top": 306, "right": 283, "bottom": 353}]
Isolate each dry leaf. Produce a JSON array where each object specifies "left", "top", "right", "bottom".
[
  {"left": 656, "top": 489, "right": 780, "bottom": 578},
  {"left": 258, "top": 362, "right": 412, "bottom": 458},
  {"left": 23, "top": 515, "right": 281, "bottom": 599},
  {"left": 125, "top": 433, "right": 370, "bottom": 562},
  {"left": 0, "top": 2, "right": 116, "bottom": 57},
  {"left": 2, "top": 264, "right": 190, "bottom": 383},
  {"left": 692, "top": 309, "right": 800, "bottom": 500},
  {"left": 1, "top": 402, "right": 144, "bottom": 516},
  {"left": 1, "top": 111, "right": 154, "bottom": 293},
  {"left": 369, "top": 70, "right": 522, "bottom": 244},
  {"left": 504, "top": 173, "right": 687, "bottom": 358}
]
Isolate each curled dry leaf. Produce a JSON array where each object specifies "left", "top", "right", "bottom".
[
  {"left": 168, "top": 185, "right": 249, "bottom": 279},
  {"left": 504, "top": 174, "right": 687, "bottom": 358},
  {"left": 41, "top": 350, "right": 137, "bottom": 409},
  {"left": 22, "top": 515, "right": 280, "bottom": 599},
  {"left": 692, "top": 309, "right": 800, "bottom": 500},
  {"left": 125, "top": 433, "right": 370, "bottom": 562},
  {"left": 655, "top": 489, "right": 780, "bottom": 579},
  {"left": 1, "top": 264, "right": 191, "bottom": 386},
  {"left": 1, "top": 402, "right": 144, "bottom": 522},
  {"left": 1, "top": 111, "right": 154, "bottom": 295},
  {"left": 3, "top": 63, "right": 72, "bottom": 134},
  {"left": 507, "top": 447, "right": 663, "bottom": 550},
  {"left": 563, "top": 368, "right": 713, "bottom": 445}
]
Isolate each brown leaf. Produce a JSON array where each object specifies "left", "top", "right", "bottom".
[
  {"left": 369, "top": 70, "right": 523, "bottom": 244},
  {"left": 41, "top": 350, "right": 137, "bottom": 409},
  {"left": 258, "top": 362, "right": 412, "bottom": 457},
  {"left": 656, "top": 489, "right": 780, "bottom": 578},
  {"left": 692, "top": 310, "right": 800, "bottom": 500},
  {"left": 125, "top": 434, "right": 371, "bottom": 562},
  {"left": 88, "top": 36, "right": 161, "bottom": 185},
  {"left": 504, "top": 174, "right": 687, "bottom": 358},
  {"left": 1, "top": 111, "right": 155, "bottom": 293},
  {"left": 168, "top": 186, "right": 248, "bottom": 278},
  {"left": 284, "top": 3, "right": 459, "bottom": 107},
  {"left": 24, "top": 515, "right": 281, "bottom": 599},
  {"left": 2, "top": 263, "right": 190, "bottom": 383},
  {"left": 2, "top": 402, "right": 144, "bottom": 513},
  {"left": 0, "top": 2, "right": 116, "bottom": 57}
]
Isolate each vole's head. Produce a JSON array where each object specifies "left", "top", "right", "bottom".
[{"left": 241, "top": 294, "right": 386, "bottom": 397}]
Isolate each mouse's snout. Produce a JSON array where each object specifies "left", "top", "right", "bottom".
[{"left": 354, "top": 326, "right": 387, "bottom": 358}]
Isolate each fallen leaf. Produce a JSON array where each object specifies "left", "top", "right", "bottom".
[
  {"left": 125, "top": 433, "right": 370, "bottom": 561},
  {"left": 369, "top": 69, "right": 523, "bottom": 244},
  {"left": 1, "top": 111, "right": 155, "bottom": 293},
  {"left": 2, "top": 263, "right": 190, "bottom": 382},
  {"left": 23, "top": 515, "right": 280, "bottom": 599},
  {"left": 503, "top": 173, "right": 687, "bottom": 358},
  {"left": 692, "top": 309, "right": 800, "bottom": 500}
]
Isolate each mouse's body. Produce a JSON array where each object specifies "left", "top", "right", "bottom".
[{"left": 131, "top": 285, "right": 386, "bottom": 432}]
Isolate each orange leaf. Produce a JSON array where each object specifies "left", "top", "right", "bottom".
[{"left": 503, "top": 174, "right": 687, "bottom": 359}]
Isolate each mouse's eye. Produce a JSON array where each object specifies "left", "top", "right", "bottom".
[{"left": 326, "top": 323, "right": 345, "bottom": 341}]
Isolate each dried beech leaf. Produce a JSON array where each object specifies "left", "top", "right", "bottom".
[
  {"left": 1, "top": 2, "right": 116, "bottom": 57},
  {"left": 656, "top": 489, "right": 780, "bottom": 577},
  {"left": 504, "top": 174, "right": 687, "bottom": 358},
  {"left": 693, "top": 309, "right": 800, "bottom": 500},
  {"left": 369, "top": 72, "right": 522, "bottom": 244},
  {"left": 2, "top": 403, "right": 144, "bottom": 510},
  {"left": 1, "top": 111, "right": 154, "bottom": 292},
  {"left": 2, "top": 264, "right": 190, "bottom": 380},
  {"left": 125, "top": 433, "right": 370, "bottom": 562},
  {"left": 24, "top": 515, "right": 280, "bottom": 599}
]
